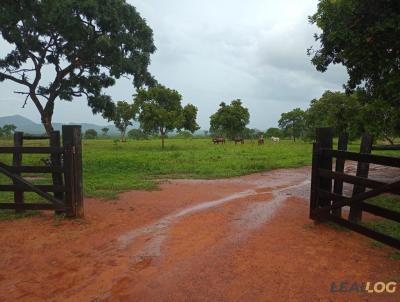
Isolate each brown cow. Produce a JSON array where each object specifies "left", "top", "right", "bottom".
[
  {"left": 233, "top": 137, "right": 244, "bottom": 144},
  {"left": 212, "top": 137, "right": 225, "bottom": 144},
  {"left": 258, "top": 136, "right": 265, "bottom": 145}
]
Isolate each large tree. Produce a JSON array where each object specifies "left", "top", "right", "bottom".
[
  {"left": 309, "top": 0, "right": 400, "bottom": 105},
  {"left": 0, "top": 0, "right": 156, "bottom": 134},
  {"left": 134, "top": 85, "right": 199, "bottom": 149},
  {"left": 209, "top": 100, "right": 250, "bottom": 139},
  {"left": 278, "top": 108, "right": 305, "bottom": 142},
  {"left": 304, "top": 91, "right": 362, "bottom": 139}
]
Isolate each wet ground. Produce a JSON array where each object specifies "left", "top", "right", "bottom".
[{"left": 0, "top": 165, "right": 399, "bottom": 301}]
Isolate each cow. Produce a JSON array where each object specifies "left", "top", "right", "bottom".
[
  {"left": 271, "top": 136, "right": 280, "bottom": 142},
  {"left": 233, "top": 137, "right": 244, "bottom": 145},
  {"left": 258, "top": 136, "right": 265, "bottom": 145},
  {"left": 212, "top": 137, "right": 225, "bottom": 144}
]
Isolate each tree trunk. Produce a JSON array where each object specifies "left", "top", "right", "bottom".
[
  {"left": 160, "top": 128, "right": 165, "bottom": 149},
  {"left": 41, "top": 113, "right": 54, "bottom": 136},
  {"left": 384, "top": 134, "right": 394, "bottom": 145},
  {"left": 120, "top": 128, "right": 126, "bottom": 142}
]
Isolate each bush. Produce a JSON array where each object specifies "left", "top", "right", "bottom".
[
  {"left": 84, "top": 129, "right": 98, "bottom": 139},
  {"left": 127, "top": 129, "right": 148, "bottom": 140}
]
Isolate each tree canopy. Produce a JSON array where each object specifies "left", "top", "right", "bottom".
[
  {"left": 134, "top": 85, "right": 199, "bottom": 148},
  {"left": 0, "top": 0, "right": 156, "bottom": 134},
  {"left": 209, "top": 100, "right": 250, "bottom": 139},
  {"left": 278, "top": 108, "right": 305, "bottom": 142},
  {"left": 110, "top": 100, "right": 137, "bottom": 142},
  {"left": 309, "top": 0, "right": 400, "bottom": 105}
]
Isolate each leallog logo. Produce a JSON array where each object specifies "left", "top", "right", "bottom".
[{"left": 330, "top": 281, "right": 397, "bottom": 294}]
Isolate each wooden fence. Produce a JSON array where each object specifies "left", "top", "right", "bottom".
[
  {"left": 310, "top": 128, "right": 400, "bottom": 249},
  {"left": 0, "top": 125, "right": 83, "bottom": 218}
]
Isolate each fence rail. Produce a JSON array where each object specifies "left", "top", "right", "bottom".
[
  {"left": 310, "top": 128, "right": 400, "bottom": 249},
  {"left": 0, "top": 126, "right": 83, "bottom": 218}
]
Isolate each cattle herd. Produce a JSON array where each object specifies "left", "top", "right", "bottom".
[{"left": 212, "top": 136, "right": 279, "bottom": 145}]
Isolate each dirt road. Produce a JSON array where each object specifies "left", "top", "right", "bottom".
[{"left": 0, "top": 166, "right": 399, "bottom": 301}]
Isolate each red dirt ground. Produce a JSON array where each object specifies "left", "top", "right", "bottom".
[{"left": 0, "top": 166, "right": 399, "bottom": 301}]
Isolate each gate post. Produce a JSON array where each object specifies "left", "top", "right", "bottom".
[
  {"left": 13, "top": 131, "right": 24, "bottom": 213},
  {"left": 310, "top": 128, "right": 333, "bottom": 220},
  {"left": 62, "top": 125, "right": 84, "bottom": 218},
  {"left": 349, "top": 134, "right": 373, "bottom": 222}
]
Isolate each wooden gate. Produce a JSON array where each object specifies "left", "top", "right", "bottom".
[
  {"left": 0, "top": 125, "right": 83, "bottom": 218},
  {"left": 310, "top": 128, "right": 400, "bottom": 249}
]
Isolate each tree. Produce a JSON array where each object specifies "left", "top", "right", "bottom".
[
  {"left": 209, "top": 100, "right": 250, "bottom": 139},
  {"left": 359, "top": 99, "right": 400, "bottom": 145},
  {"left": 304, "top": 91, "right": 362, "bottom": 139},
  {"left": 134, "top": 85, "right": 199, "bottom": 149},
  {"left": 111, "top": 101, "right": 136, "bottom": 142},
  {"left": 2, "top": 124, "right": 17, "bottom": 137},
  {"left": 101, "top": 127, "right": 109, "bottom": 137},
  {"left": 265, "top": 127, "right": 282, "bottom": 138},
  {"left": 127, "top": 128, "right": 148, "bottom": 140},
  {"left": 309, "top": 0, "right": 400, "bottom": 106},
  {"left": 278, "top": 108, "right": 305, "bottom": 142},
  {"left": 84, "top": 129, "right": 97, "bottom": 139},
  {"left": 0, "top": 0, "right": 156, "bottom": 135}
]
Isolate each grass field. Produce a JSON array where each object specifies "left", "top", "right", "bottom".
[{"left": 0, "top": 137, "right": 399, "bottom": 201}]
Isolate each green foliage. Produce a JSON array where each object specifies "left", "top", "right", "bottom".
[
  {"left": 101, "top": 127, "right": 109, "bottom": 136},
  {"left": 110, "top": 101, "right": 136, "bottom": 142},
  {"left": 134, "top": 85, "right": 199, "bottom": 148},
  {"left": 175, "top": 130, "right": 193, "bottom": 139},
  {"left": 242, "top": 128, "right": 263, "bottom": 140},
  {"left": 265, "top": 127, "right": 282, "bottom": 138},
  {"left": 127, "top": 128, "right": 148, "bottom": 140},
  {"left": 84, "top": 129, "right": 98, "bottom": 139},
  {"left": 304, "top": 91, "right": 362, "bottom": 139},
  {"left": 309, "top": 0, "right": 400, "bottom": 106},
  {"left": 278, "top": 108, "right": 305, "bottom": 141},
  {"left": 1, "top": 124, "right": 17, "bottom": 137},
  {"left": 0, "top": 0, "right": 156, "bottom": 134},
  {"left": 209, "top": 99, "right": 250, "bottom": 139}
]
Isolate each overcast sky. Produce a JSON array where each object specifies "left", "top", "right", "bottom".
[{"left": 0, "top": 0, "right": 347, "bottom": 130}]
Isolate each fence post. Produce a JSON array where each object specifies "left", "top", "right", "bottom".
[
  {"left": 13, "top": 131, "right": 24, "bottom": 213},
  {"left": 349, "top": 133, "right": 373, "bottom": 222},
  {"left": 62, "top": 125, "right": 83, "bottom": 218},
  {"left": 310, "top": 128, "right": 333, "bottom": 220},
  {"left": 332, "top": 132, "right": 348, "bottom": 217},
  {"left": 50, "top": 131, "right": 64, "bottom": 215},
  {"left": 310, "top": 142, "right": 321, "bottom": 220}
]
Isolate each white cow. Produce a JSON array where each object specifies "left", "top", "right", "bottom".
[{"left": 270, "top": 136, "right": 280, "bottom": 142}]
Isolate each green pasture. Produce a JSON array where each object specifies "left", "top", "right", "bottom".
[{"left": 0, "top": 137, "right": 399, "bottom": 201}]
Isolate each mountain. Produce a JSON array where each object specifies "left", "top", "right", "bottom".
[{"left": 0, "top": 115, "right": 132, "bottom": 135}]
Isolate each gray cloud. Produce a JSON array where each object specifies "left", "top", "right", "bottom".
[{"left": 0, "top": 0, "right": 348, "bottom": 130}]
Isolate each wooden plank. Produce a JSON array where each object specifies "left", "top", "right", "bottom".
[
  {"left": 0, "top": 185, "right": 67, "bottom": 192},
  {"left": 350, "top": 134, "right": 373, "bottom": 222},
  {"left": 310, "top": 143, "right": 321, "bottom": 219},
  {"left": 50, "top": 131, "right": 65, "bottom": 215},
  {"left": 326, "top": 215, "right": 400, "bottom": 250},
  {"left": 372, "top": 144, "right": 400, "bottom": 151},
  {"left": 361, "top": 202, "right": 400, "bottom": 223},
  {"left": 332, "top": 132, "right": 348, "bottom": 217},
  {"left": 0, "top": 203, "right": 64, "bottom": 210},
  {"left": 319, "top": 169, "right": 385, "bottom": 188},
  {"left": 22, "top": 135, "right": 50, "bottom": 140},
  {"left": 13, "top": 132, "right": 24, "bottom": 213},
  {"left": 321, "top": 149, "right": 400, "bottom": 168},
  {"left": 0, "top": 146, "right": 64, "bottom": 154},
  {"left": 315, "top": 179, "right": 400, "bottom": 214},
  {"left": 6, "top": 166, "right": 64, "bottom": 173},
  {"left": 316, "top": 128, "right": 333, "bottom": 209},
  {"left": 0, "top": 162, "right": 64, "bottom": 207},
  {"left": 62, "top": 125, "right": 84, "bottom": 218}
]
